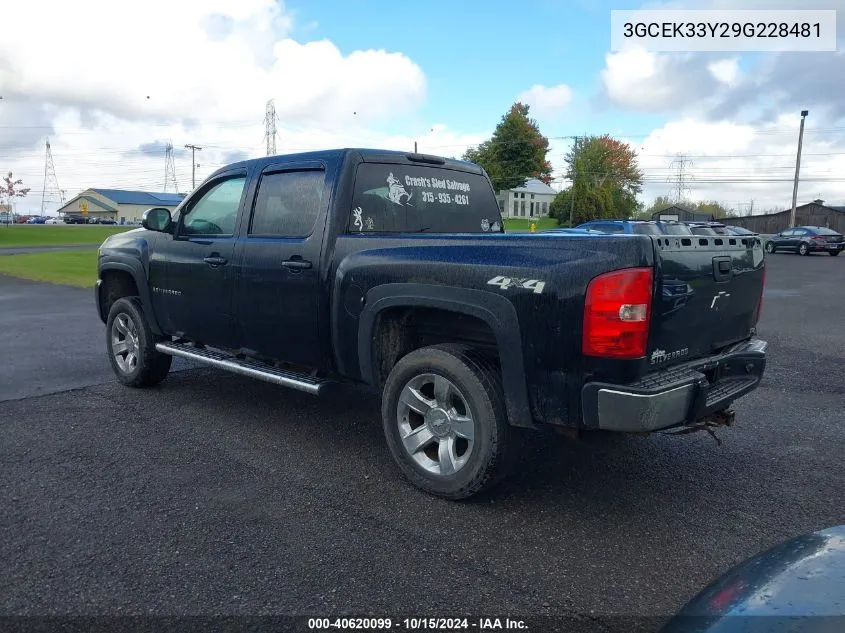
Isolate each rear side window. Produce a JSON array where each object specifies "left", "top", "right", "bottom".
[
  {"left": 349, "top": 163, "right": 502, "bottom": 233},
  {"left": 250, "top": 170, "right": 324, "bottom": 237},
  {"left": 814, "top": 227, "right": 839, "bottom": 235}
]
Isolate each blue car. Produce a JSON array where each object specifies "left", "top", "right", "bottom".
[{"left": 576, "top": 220, "right": 692, "bottom": 236}]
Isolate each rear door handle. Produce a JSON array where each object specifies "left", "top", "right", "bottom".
[
  {"left": 282, "top": 258, "right": 312, "bottom": 270},
  {"left": 203, "top": 256, "right": 228, "bottom": 267}
]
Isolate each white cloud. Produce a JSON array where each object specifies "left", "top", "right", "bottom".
[
  {"left": 600, "top": 48, "right": 720, "bottom": 112},
  {"left": 631, "top": 115, "right": 845, "bottom": 209},
  {"left": 516, "top": 84, "right": 573, "bottom": 119},
  {"left": 708, "top": 58, "right": 739, "bottom": 84},
  {"left": 0, "top": 0, "right": 426, "bottom": 127},
  {"left": 0, "top": 0, "right": 438, "bottom": 214}
]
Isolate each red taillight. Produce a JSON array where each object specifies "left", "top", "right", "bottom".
[
  {"left": 583, "top": 267, "right": 653, "bottom": 358},
  {"left": 812, "top": 236, "right": 826, "bottom": 241}
]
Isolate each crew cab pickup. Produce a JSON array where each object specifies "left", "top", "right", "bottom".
[{"left": 95, "top": 149, "right": 767, "bottom": 499}]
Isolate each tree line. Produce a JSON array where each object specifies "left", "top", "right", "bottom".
[{"left": 462, "top": 102, "right": 739, "bottom": 225}]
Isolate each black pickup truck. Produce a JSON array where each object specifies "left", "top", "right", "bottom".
[{"left": 95, "top": 149, "right": 767, "bottom": 499}]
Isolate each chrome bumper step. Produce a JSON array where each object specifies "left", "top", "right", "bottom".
[{"left": 155, "top": 341, "right": 330, "bottom": 395}]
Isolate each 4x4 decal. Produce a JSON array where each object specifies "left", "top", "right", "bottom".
[{"left": 486, "top": 275, "right": 546, "bottom": 294}]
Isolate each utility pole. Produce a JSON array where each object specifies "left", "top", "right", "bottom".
[
  {"left": 569, "top": 136, "right": 579, "bottom": 227},
  {"left": 790, "top": 110, "right": 808, "bottom": 228},
  {"left": 263, "top": 100, "right": 278, "bottom": 156},
  {"left": 414, "top": 141, "right": 417, "bottom": 153},
  {"left": 185, "top": 144, "right": 202, "bottom": 189}
]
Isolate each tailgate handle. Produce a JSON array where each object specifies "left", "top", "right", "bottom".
[{"left": 713, "top": 256, "right": 733, "bottom": 282}]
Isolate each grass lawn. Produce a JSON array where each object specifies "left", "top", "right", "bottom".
[
  {"left": 503, "top": 217, "right": 559, "bottom": 232},
  {"left": 0, "top": 225, "right": 131, "bottom": 248},
  {"left": 0, "top": 249, "right": 98, "bottom": 288}
]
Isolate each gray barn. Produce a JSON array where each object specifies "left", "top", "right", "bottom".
[{"left": 728, "top": 200, "right": 845, "bottom": 234}]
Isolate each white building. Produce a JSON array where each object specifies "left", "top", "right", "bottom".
[
  {"left": 56, "top": 189, "right": 185, "bottom": 224},
  {"left": 497, "top": 178, "right": 557, "bottom": 219}
]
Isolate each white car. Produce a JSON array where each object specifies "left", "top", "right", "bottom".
[{"left": 45, "top": 217, "right": 64, "bottom": 225}]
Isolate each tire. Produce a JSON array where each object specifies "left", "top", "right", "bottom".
[
  {"left": 798, "top": 242, "right": 810, "bottom": 256},
  {"left": 106, "top": 297, "right": 172, "bottom": 387},
  {"left": 381, "top": 344, "right": 514, "bottom": 500},
  {"left": 830, "top": 250, "right": 841, "bottom": 256},
  {"left": 765, "top": 241, "right": 776, "bottom": 254}
]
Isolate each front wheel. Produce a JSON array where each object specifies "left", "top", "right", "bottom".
[
  {"left": 830, "top": 250, "right": 841, "bottom": 256},
  {"left": 381, "top": 344, "right": 514, "bottom": 500},
  {"left": 798, "top": 242, "right": 810, "bottom": 256},
  {"left": 106, "top": 297, "right": 172, "bottom": 387},
  {"left": 765, "top": 241, "right": 776, "bottom": 254}
]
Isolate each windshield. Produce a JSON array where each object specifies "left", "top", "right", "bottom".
[
  {"left": 659, "top": 223, "right": 693, "bottom": 235},
  {"left": 632, "top": 223, "right": 662, "bottom": 235},
  {"left": 349, "top": 163, "right": 502, "bottom": 233}
]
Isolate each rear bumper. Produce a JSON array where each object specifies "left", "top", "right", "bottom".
[
  {"left": 811, "top": 243, "right": 842, "bottom": 252},
  {"left": 581, "top": 339, "right": 767, "bottom": 433}
]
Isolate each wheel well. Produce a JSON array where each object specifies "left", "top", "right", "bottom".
[
  {"left": 371, "top": 307, "right": 499, "bottom": 386},
  {"left": 100, "top": 270, "right": 139, "bottom": 318}
]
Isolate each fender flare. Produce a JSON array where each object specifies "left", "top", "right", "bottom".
[
  {"left": 98, "top": 259, "right": 163, "bottom": 335},
  {"left": 358, "top": 283, "right": 533, "bottom": 428}
]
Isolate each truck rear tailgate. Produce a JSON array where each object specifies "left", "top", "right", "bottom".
[{"left": 649, "top": 233, "right": 765, "bottom": 368}]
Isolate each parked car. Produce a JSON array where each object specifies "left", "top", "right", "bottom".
[
  {"left": 541, "top": 227, "right": 604, "bottom": 235},
  {"left": 724, "top": 225, "right": 758, "bottom": 237},
  {"left": 662, "top": 525, "right": 845, "bottom": 632},
  {"left": 15, "top": 215, "right": 31, "bottom": 224},
  {"left": 766, "top": 226, "right": 844, "bottom": 256},
  {"left": 686, "top": 221, "right": 731, "bottom": 236},
  {"left": 95, "top": 148, "right": 767, "bottom": 499},
  {"left": 64, "top": 214, "right": 88, "bottom": 224},
  {"left": 45, "top": 217, "right": 64, "bottom": 225},
  {"left": 27, "top": 216, "right": 47, "bottom": 224},
  {"left": 98, "top": 217, "right": 117, "bottom": 225},
  {"left": 575, "top": 220, "right": 664, "bottom": 235}
]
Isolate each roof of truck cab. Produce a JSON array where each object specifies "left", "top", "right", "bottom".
[{"left": 214, "top": 148, "right": 484, "bottom": 176}]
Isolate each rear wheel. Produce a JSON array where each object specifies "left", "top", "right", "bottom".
[
  {"left": 381, "top": 344, "right": 514, "bottom": 500},
  {"left": 798, "top": 242, "right": 810, "bottom": 256},
  {"left": 765, "top": 241, "right": 776, "bottom": 254},
  {"left": 106, "top": 297, "right": 172, "bottom": 387}
]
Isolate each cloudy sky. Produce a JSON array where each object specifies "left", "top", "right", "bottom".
[{"left": 1, "top": 0, "right": 843, "bottom": 215}]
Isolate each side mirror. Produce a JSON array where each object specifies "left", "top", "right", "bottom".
[{"left": 141, "top": 207, "right": 172, "bottom": 232}]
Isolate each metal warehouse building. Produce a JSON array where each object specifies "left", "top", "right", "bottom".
[{"left": 57, "top": 189, "right": 185, "bottom": 224}]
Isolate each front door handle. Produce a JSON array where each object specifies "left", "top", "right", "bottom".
[
  {"left": 203, "top": 256, "right": 228, "bottom": 267},
  {"left": 282, "top": 258, "right": 312, "bottom": 270}
]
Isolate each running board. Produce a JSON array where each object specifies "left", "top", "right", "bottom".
[{"left": 155, "top": 341, "right": 330, "bottom": 395}]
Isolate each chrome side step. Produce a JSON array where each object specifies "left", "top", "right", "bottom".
[{"left": 155, "top": 341, "right": 329, "bottom": 395}]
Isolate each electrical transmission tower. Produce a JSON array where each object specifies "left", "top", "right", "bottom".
[
  {"left": 263, "top": 99, "right": 279, "bottom": 156},
  {"left": 668, "top": 154, "right": 694, "bottom": 202},
  {"left": 40, "top": 138, "right": 62, "bottom": 215},
  {"left": 164, "top": 142, "right": 179, "bottom": 193}
]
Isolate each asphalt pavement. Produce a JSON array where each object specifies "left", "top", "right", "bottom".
[{"left": 1, "top": 253, "right": 844, "bottom": 628}]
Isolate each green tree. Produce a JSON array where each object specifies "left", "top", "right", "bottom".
[
  {"left": 463, "top": 102, "right": 552, "bottom": 192},
  {"left": 643, "top": 196, "right": 736, "bottom": 219},
  {"left": 559, "top": 135, "right": 642, "bottom": 225}
]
